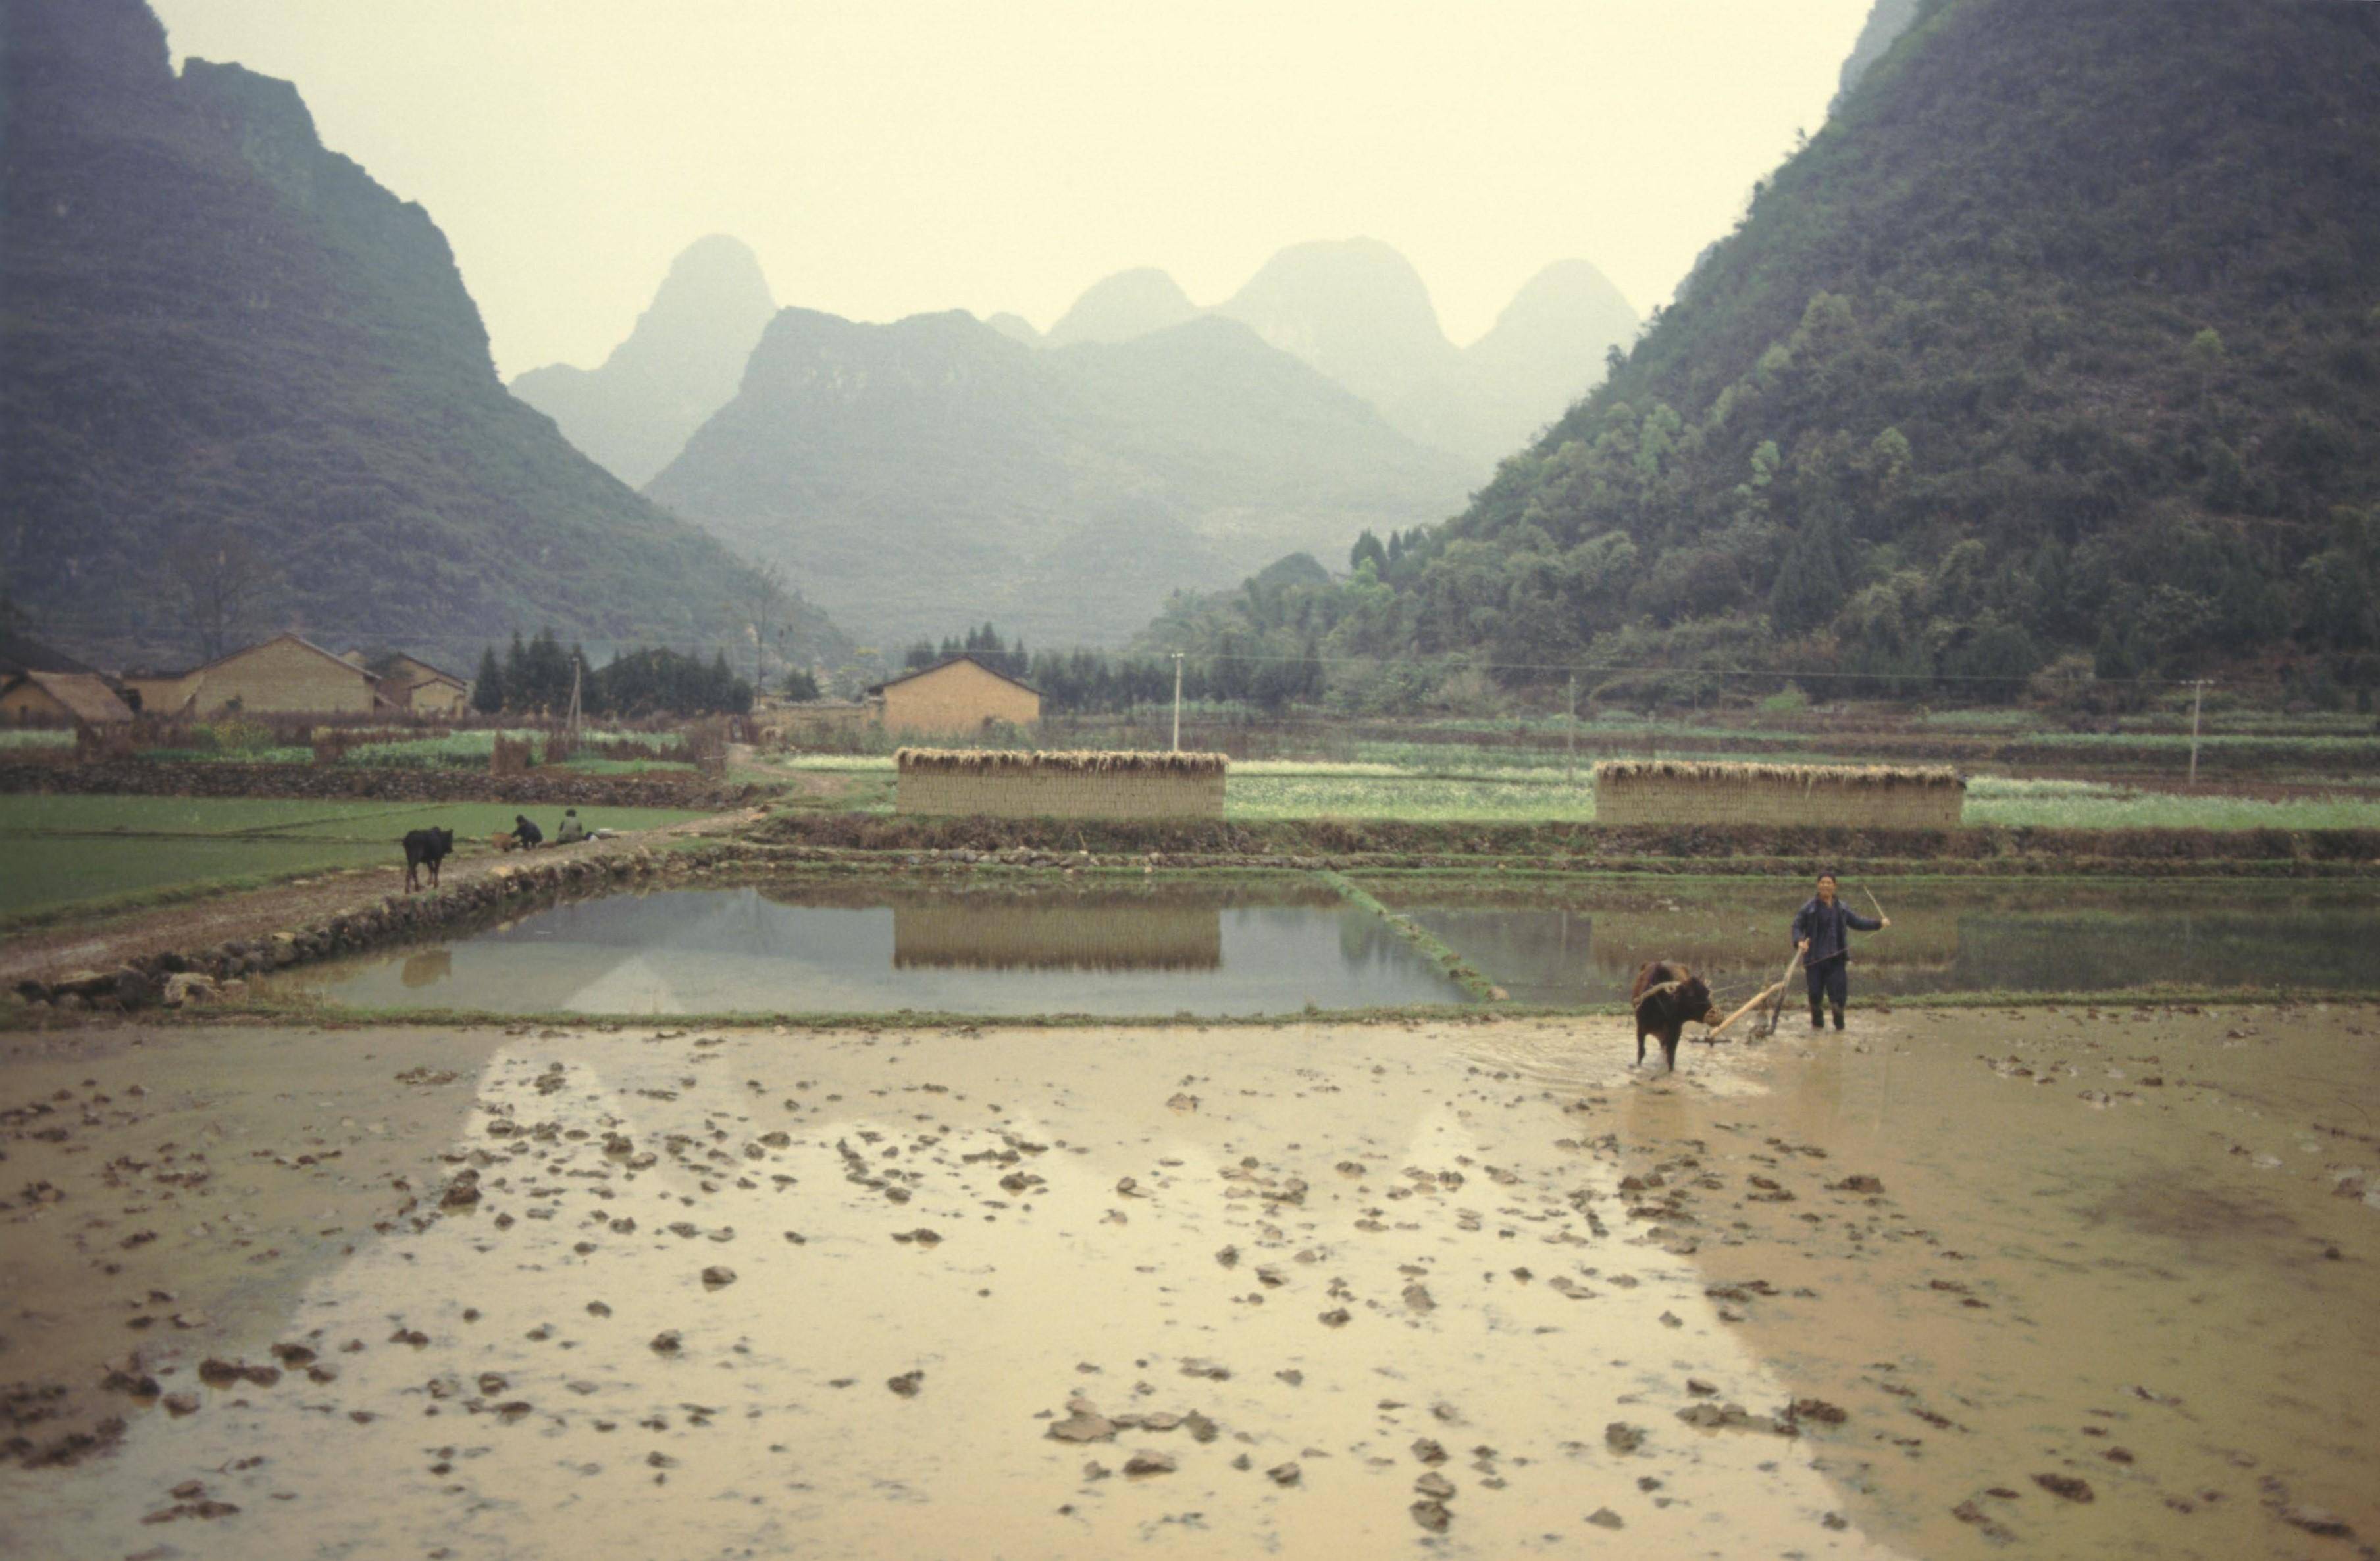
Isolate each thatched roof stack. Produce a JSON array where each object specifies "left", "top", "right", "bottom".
[
  {"left": 896, "top": 747, "right": 1229, "bottom": 775},
  {"left": 1593, "top": 759, "right": 1963, "bottom": 790}
]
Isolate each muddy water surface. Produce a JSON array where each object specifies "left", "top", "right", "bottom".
[
  {"left": 278, "top": 882, "right": 1473, "bottom": 1016},
  {"left": 1390, "top": 879, "right": 2380, "bottom": 1004},
  {"left": 3, "top": 1006, "right": 2375, "bottom": 1559}
]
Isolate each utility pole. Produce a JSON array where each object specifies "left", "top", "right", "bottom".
[
  {"left": 2187, "top": 678, "right": 2207, "bottom": 788},
  {"left": 1566, "top": 671, "right": 1578, "bottom": 784},
  {"left": 1171, "top": 652, "right": 1185, "bottom": 752},
  {"left": 567, "top": 657, "right": 582, "bottom": 735}
]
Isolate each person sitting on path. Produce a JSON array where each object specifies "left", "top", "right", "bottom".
[
  {"left": 513, "top": 813, "right": 544, "bottom": 850},
  {"left": 554, "top": 807, "right": 588, "bottom": 844},
  {"left": 1790, "top": 871, "right": 1888, "bottom": 1032}
]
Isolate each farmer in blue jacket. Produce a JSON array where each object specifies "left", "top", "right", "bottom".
[{"left": 1792, "top": 871, "right": 1888, "bottom": 1031}]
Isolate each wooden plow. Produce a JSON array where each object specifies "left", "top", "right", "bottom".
[{"left": 1707, "top": 948, "right": 1805, "bottom": 1040}]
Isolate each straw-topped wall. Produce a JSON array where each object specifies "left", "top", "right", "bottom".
[
  {"left": 896, "top": 748, "right": 1228, "bottom": 819},
  {"left": 1593, "top": 760, "right": 1965, "bottom": 829}
]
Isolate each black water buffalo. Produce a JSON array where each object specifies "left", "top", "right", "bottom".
[
  {"left": 402, "top": 827, "right": 455, "bottom": 892},
  {"left": 1630, "top": 960, "right": 1715, "bottom": 1072}
]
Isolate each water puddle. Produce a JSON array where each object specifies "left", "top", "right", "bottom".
[
  {"left": 275, "top": 880, "right": 1474, "bottom": 1016},
  {"left": 1387, "top": 879, "right": 2380, "bottom": 1004}
]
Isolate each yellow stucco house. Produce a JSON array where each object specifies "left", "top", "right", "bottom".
[
  {"left": 135, "top": 633, "right": 378, "bottom": 717},
  {"left": 386, "top": 654, "right": 471, "bottom": 715},
  {"left": 866, "top": 655, "right": 1041, "bottom": 738}
]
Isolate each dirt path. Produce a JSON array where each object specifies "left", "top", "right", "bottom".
[
  {"left": 3, "top": 1008, "right": 2372, "bottom": 1558},
  {"left": 0, "top": 809, "right": 765, "bottom": 988},
  {"left": 727, "top": 743, "right": 874, "bottom": 800}
]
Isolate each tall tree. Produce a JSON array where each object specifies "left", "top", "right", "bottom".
[
  {"left": 167, "top": 532, "right": 277, "bottom": 661},
  {"left": 1768, "top": 512, "right": 1848, "bottom": 637},
  {"left": 472, "top": 646, "right": 505, "bottom": 714}
]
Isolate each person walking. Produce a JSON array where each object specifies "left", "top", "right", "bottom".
[{"left": 1790, "top": 871, "right": 1887, "bottom": 1031}]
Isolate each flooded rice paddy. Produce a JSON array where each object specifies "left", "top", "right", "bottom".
[
  {"left": 276, "top": 875, "right": 2380, "bottom": 1018},
  {"left": 1394, "top": 877, "right": 2380, "bottom": 1004},
  {"left": 280, "top": 881, "right": 1473, "bottom": 1017},
  {"left": 3, "top": 1006, "right": 2374, "bottom": 1558}
]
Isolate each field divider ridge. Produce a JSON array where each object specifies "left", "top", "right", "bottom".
[{"left": 1316, "top": 869, "right": 1504, "bottom": 1003}]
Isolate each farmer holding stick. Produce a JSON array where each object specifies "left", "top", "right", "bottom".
[{"left": 1791, "top": 871, "right": 1888, "bottom": 1032}]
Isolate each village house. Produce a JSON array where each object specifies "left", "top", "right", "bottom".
[
  {"left": 344, "top": 650, "right": 471, "bottom": 715},
  {"left": 384, "top": 653, "right": 471, "bottom": 715},
  {"left": 0, "top": 669, "right": 134, "bottom": 729},
  {"left": 0, "top": 629, "right": 134, "bottom": 729},
  {"left": 132, "top": 632, "right": 379, "bottom": 717},
  {"left": 864, "top": 655, "right": 1041, "bottom": 738},
  {"left": 756, "top": 695, "right": 875, "bottom": 747}
]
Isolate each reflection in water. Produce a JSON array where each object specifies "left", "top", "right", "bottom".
[
  {"left": 892, "top": 902, "right": 1221, "bottom": 970},
  {"left": 1398, "top": 880, "right": 2380, "bottom": 1002},
  {"left": 281, "top": 880, "right": 1471, "bottom": 1017}
]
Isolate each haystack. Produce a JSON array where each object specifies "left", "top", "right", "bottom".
[
  {"left": 1593, "top": 759, "right": 1965, "bottom": 829},
  {"left": 895, "top": 748, "right": 1229, "bottom": 819}
]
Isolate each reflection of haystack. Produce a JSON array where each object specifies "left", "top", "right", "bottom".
[
  {"left": 895, "top": 748, "right": 1227, "bottom": 819},
  {"left": 400, "top": 948, "right": 454, "bottom": 988},
  {"left": 894, "top": 904, "right": 1221, "bottom": 971},
  {"left": 1594, "top": 760, "right": 1964, "bottom": 829},
  {"left": 1588, "top": 907, "right": 1961, "bottom": 978}
]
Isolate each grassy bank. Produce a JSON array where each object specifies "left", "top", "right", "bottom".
[
  {"left": 0, "top": 795, "right": 707, "bottom": 921},
  {"left": 754, "top": 809, "right": 2380, "bottom": 871}
]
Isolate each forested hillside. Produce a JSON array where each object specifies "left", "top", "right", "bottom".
[
  {"left": 0, "top": 0, "right": 844, "bottom": 671},
  {"left": 1149, "top": 0, "right": 2380, "bottom": 707}
]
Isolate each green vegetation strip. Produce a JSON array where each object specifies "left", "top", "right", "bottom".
[
  {"left": 1318, "top": 869, "right": 1501, "bottom": 1002},
  {"left": 773, "top": 754, "right": 2380, "bottom": 829}
]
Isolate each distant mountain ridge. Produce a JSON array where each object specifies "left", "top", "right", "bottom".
[
  {"left": 1044, "top": 267, "right": 1198, "bottom": 347},
  {"left": 1830, "top": 0, "right": 1923, "bottom": 115},
  {"left": 511, "top": 235, "right": 779, "bottom": 490},
  {"left": 0, "top": 0, "right": 844, "bottom": 671},
  {"left": 645, "top": 307, "right": 1477, "bottom": 646},
  {"left": 1022, "top": 240, "right": 1638, "bottom": 470}
]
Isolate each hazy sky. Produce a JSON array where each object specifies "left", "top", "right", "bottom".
[{"left": 151, "top": 1, "right": 1873, "bottom": 380}]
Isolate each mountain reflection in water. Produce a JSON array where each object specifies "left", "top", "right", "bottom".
[{"left": 282, "top": 881, "right": 1466, "bottom": 1017}]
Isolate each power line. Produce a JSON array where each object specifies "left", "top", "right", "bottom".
[{"left": 1099, "top": 648, "right": 2290, "bottom": 692}]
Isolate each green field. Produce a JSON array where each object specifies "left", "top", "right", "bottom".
[
  {"left": 0, "top": 796, "right": 709, "bottom": 923},
  {"left": 130, "top": 727, "right": 699, "bottom": 775}
]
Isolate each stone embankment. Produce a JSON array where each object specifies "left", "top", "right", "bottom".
[
  {"left": 757, "top": 813, "right": 2380, "bottom": 874},
  {"left": 0, "top": 761, "right": 758, "bottom": 809},
  {"left": 11, "top": 842, "right": 742, "bottom": 1016}
]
